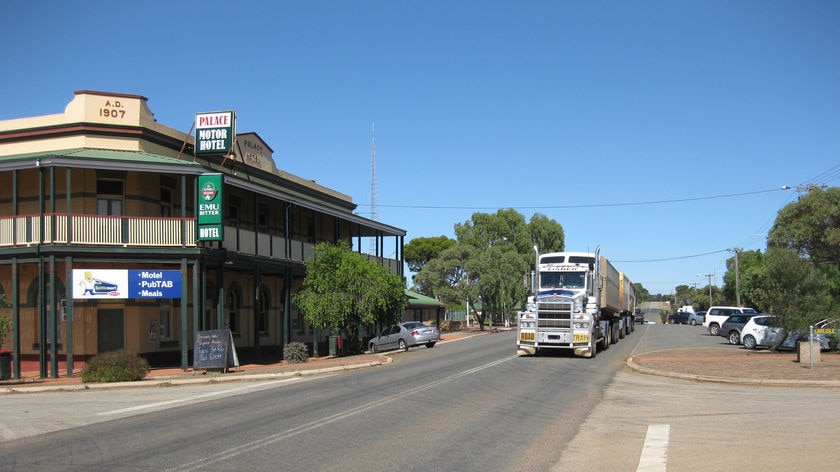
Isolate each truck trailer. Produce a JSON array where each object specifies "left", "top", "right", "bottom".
[{"left": 517, "top": 249, "right": 636, "bottom": 358}]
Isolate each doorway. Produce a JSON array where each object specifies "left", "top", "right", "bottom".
[{"left": 97, "top": 308, "right": 125, "bottom": 353}]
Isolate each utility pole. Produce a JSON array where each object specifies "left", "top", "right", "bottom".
[
  {"left": 729, "top": 248, "right": 742, "bottom": 306},
  {"left": 697, "top": 273, "right": 714, "bottom": 308}
]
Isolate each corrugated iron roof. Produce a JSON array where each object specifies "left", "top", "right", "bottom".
[
  {"left": 0, "top": 148, "right": 202, "bottom": 169},
  {"left": 406, "top": 290, "right": 445, "bottom": 307}
]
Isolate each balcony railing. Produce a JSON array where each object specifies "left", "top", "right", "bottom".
[
  {"left": 0, "top": 213, "right": 401, "bottom": 272},
  {"left": 0, "top": 213, "right": 196, "bottom": 247}
]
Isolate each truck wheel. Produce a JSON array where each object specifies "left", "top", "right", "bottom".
[
  {"left": 611, "top": 324, "right": 619, "bottom": 344},
  {"left": 590, "top": 341, "right": 597, "bottom": 359}
]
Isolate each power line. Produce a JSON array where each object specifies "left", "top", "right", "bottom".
[
  {"left": 356, "top": 187, "right": 787, "bottom": 210},
  {"left": 612, "top": 248, "right": 730, "bottom": 264}
]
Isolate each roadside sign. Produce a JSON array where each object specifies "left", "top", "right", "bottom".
[{"left": 814, "top": 327, "right": 840, "bottom": 335}]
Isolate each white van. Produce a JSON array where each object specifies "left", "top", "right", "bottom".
[{"left": 703, "top": 306, "right": 757, "bottom": 336}]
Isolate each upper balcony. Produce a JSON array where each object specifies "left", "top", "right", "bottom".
[{"left": 0, "top": 213, "right": 401, "bottom": 273}]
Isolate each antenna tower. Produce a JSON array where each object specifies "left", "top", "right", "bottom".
[
  {"left": 369, "top": 123, "right": 378, "bottom": 255},
  {"left": 370, "top": 122, "right": 378, "bottom": 222}
]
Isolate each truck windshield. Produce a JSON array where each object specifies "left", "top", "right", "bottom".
[{"left": 541, "top": 272, "right": 585, "bottom": 289}]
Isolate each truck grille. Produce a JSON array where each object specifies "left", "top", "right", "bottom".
[{"left": 536, "top": 302, "right": 572, "bottom": 329}]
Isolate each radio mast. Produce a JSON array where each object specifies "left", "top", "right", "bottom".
[
  {"left": 370, "top": 122, "right": 378, "bottom": 222},
  {"left": 369, "top": 123, "right": 378, "bottom": 255}
]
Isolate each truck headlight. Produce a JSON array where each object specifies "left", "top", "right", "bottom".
[{"left": 574, "top": 322, "right": 589, "bottom": 329}]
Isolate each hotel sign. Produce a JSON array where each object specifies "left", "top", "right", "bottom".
[
  {"left": 195, "top": 110, "right": 235, "bottom": 154},
  {"left": 73, "top": 269, "right": 182, "bottom": 299},
  {"left": 197, "top": 173, "right": 224, "bottom": 241}
]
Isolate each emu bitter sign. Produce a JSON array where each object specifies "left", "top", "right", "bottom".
[{"left": 197, "top": 173, "right": 224, "bottom": 241}]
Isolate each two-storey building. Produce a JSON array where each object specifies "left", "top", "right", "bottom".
[{"left": 0, "top": 90, "right": 405, "bottom": 378}]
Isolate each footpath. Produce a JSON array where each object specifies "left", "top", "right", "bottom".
[{"left": 3, "top": 329, "right": 840, "bottom": 393}]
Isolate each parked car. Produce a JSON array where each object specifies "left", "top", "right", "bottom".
[
  {"left": 703, "top": 306, "right": 758, "bottom": 336},
  {"left": 720, "top": 313, "right": 762, "bottom": 344},
  {"left": 368, "top": 322, "right": 441, "bottom": 353},
  {"left": 667, "top": 311, "right": 691, "bottom": 324},
  {"left": 634, "top": 308, "right": 645, "bottom": 324},
  {"left": 688, "top": 311, "right": 705, "bottom": 326},
  {"left": 740, "top": 315, "right": 837, "bottom": 350}
]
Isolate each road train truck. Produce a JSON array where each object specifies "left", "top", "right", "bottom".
[{"left": 517, "top": 249, "right": 636, "bottom": 358}]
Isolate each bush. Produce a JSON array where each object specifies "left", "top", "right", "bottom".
[
  {"left": 283, "top": 341, "right": 309, "bottom": 364},
  {"left": 81, "top": 351, "right": 150, "bottom": 383}
]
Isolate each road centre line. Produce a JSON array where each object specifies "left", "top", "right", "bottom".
[
  {"left": 637, "top": 424, "right": 669, "bottom": 472},
  {"left": 167, "top": 355, "right": 519, "bottom": 472}
]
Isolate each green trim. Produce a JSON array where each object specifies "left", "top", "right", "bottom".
[{"left": 405, "top": 289, "right": 444, "bottom": 307}]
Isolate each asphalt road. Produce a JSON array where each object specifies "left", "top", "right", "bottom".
[
  {"left": 2, "top": 324, "right": 839, "bottom": 471},
  {"left": 1, "top": 329, "right": 630, "bottom": 471}
]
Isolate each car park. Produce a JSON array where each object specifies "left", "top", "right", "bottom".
[
  {"left": 703, "top": 306, "right": 758, "bottom": 336},
  {"left": 720, "top": 313, "right": 762, "bottom": 345},
  {"left": 740, "top": 315, "right": 837, "bottom": 350},
  {"left": 740, "top": 315, "right": 785, "bottom": 349},
  {"left": 688, "top": 311, "right": 705, "bottom": 326},
  {"left": 667, "top": 311, "right": 691, "bottom": 324},
  {"left": 368, "top": 322, "right": 441, "bottom": 353}
]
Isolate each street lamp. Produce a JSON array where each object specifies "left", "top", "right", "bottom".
[{"left": 697, "top": 273, "right": 713, "bottom": 308}]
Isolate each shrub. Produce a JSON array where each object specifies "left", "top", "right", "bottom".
[
  {"left": 283, "top": 341, "right": 309, "bottom": 364},
  {"left": 81, "top": 351, "right": 150, "bottom": 383}
]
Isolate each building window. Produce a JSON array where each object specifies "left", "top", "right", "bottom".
[
  {"left": 159, "top": 310, "right": 170, "bottom": 339},
  {"left": 160, "top": 187, "right": 173, "bottom": 217},
  {"left": 97, "top": 179, "right": 124, "bottom": 216},
  {"left": 226, "top": 288, "right": 240, "bottom": 333},
  {"left": 227, "top": 195, "right": 241, "bottom": 226},
  {"left": 258, "top": 203, "right": 269, "bottom": 232},
  {"left": 257, "top": 287, "right": 269, "bottom": 334}
]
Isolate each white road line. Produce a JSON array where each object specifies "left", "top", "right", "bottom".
[
  {"left": 99, "top": 378, "right": 302, "bottom": 416},
  {"left": 637, "top": 424, "right": 669, "bottom": 472},
  {"left": 166, "top": 355, "right": 519, "bottom": 472}
]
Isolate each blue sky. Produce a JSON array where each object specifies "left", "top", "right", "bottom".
[{"left": 2, "top": 1, "right": 839, "bottom": 296}]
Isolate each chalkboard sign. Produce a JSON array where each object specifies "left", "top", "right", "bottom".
[{"left": 193, "top": 329, "right": 239, "bottom": 371}]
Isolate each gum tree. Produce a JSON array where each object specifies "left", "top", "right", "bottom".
[{"left": 294, "top": 242, "right": 406, "bottom": 353}]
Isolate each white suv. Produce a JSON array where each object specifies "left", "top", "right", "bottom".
[{"left": 703, "top": 306, "right": 757, "bottom": 336}]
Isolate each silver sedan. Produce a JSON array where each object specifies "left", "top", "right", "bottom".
[{"left": 368, "top": 322, "right": 441, "bottom": 352}]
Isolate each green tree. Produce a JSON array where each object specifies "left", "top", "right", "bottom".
[
  {"left": 633, "top": 282, "right": 650, "bottom": 304},
  {"left": 404, "top": 235, "right": 456, "bottom": 273},
  {"left": 722, "top": 249, "right": 764, "bottom": 308},
  {"left": 293, "top": 242, "right": 406, "bottom": 353},
  {"left": 417, "top": 209, "right": 559, "bottom": 330},
  {"left": 768, "top": 186, "right": 840, "bottom": 266},
  {"left": 741, "top": 247, "right": 835, "bottom": 347},
  {"left": 528, "top": 213, "right": 565, "bottom": 255},
  {"left": 0, "top": 294, "right": 10, "bottom": 348}
]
